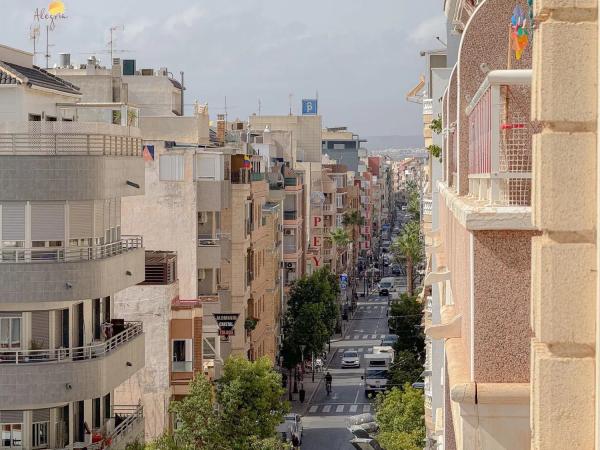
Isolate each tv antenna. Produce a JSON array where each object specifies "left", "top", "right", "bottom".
[
  {"left": 44, "top": 25, "right": 55, "bottom": 69},
  {"left": 29, "top": 24, "right": 41, "bottom": 66},
  {"left": 108, "top": 25, "right": 125, "bottom": 65}
]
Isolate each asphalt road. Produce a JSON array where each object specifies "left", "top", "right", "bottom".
[{"left": 300, "top": 292, "right": 390, "bottom": 450}]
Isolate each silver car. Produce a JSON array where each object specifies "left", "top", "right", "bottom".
[{"left": 341, "top": 350, "right": 360, "bottom": 368}]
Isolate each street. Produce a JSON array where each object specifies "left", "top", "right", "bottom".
[{"left": 300, "top": 290, "right": 389, "bottom": 450}]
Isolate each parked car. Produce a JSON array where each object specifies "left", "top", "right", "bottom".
[
  {"left": 381, "top": 334, "right": 399, "bottom": 347},
  {"left": 411, "top": 382, "right": 425, "bottom": 390},
  {"left": 391, "top": 264, "right": 402, "bottom": 275},
  {"left": 341, "top": 350, "right": 361, "bottom": 368}
]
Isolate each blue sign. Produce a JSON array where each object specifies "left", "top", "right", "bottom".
[
  {"left": 340, "top": 273, "right": 348, "bottom": 283},
  {"left": 302, "top": 99, "right": 318, "bottom": 115}
]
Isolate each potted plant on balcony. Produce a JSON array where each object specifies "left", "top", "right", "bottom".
[{"left": 245, "top": 317, "right": 258, "bottom": 332}]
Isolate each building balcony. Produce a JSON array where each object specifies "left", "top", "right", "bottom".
[
  {"left": 284, "top": 176, "right": 302, "bottom": 191},
  {"left": 86, "top": 404, "right": 144, "bottom": 450},
  {"left": 322, "top": 180, "right": 336, "bottom": 193},
  {"left": 0, "top": 121, "right": 144, "bottom": 201},
  {"left": 322, "top": 203, "right": 335, "bottom": 214},
  {"left": 197, "top": 234, "right": 230, "bottom": 269},
  {"left": 284, "top": 210, "right": 299, "bottom": 222},
  {"left": 423, "top": 98, "right": 433, "bottom": 116},
  {"left": 466, "top": 70, "right": 532, "bottom": 206},
  {"left": 0, "top": 322, "right": 144, "bottom": 409},
  {"left": 0, "top": 237, "right": 144, "bottom": 303}
]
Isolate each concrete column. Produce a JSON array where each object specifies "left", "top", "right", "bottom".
[{"left": 531, "top": 0, "right": 598, "bottom": 448}]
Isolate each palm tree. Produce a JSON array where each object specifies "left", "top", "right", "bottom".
[
  {"left": 392, "top": 221, "right": 422, "bottom": 295},
  {"left": 330, "top": 228, "right": 350, "bottom": 273},
  {"left": 342, "top": 210, "right": 366, "bottom": 293}
]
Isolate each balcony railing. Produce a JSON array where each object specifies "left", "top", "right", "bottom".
[
  {"left": 0, "top": 235, "right": 142, "bottom": 263},
  {"left": 423, "top": 98, "right": 433, "bottom": 115},
  {"left": 87, "top": 404, "right": 144, "bottom": 450},
  {"left": 172, "top": 361, "right": 193, "bottom": 372},
  {"left": 0, "top": 321, "right": 142, "bottom": 364},
  {"left": 466, "top": 70, "right": 533, "bottom": 206},
  {"left": 284, "top": 177, "right": 299, "bottom": 187},
  {"left": 251, "top": 172, "right": 265, "bottom": 181},
  {"left": 423, "top": 198, "right": 433, "bottom": 216},
  {"left": 0, "top": 122, "right": 142, "bottom": 156}
]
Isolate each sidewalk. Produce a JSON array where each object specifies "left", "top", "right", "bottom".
[{"left": 289, "top": 349, "right": 338, "bottom": 415}]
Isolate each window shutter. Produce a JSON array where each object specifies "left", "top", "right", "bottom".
[
  {"left": 185, "top": 339, "right": 193, "bottom": 362},
  {"left": 115, "top": 198, "right": 121, "bottom": 225},
  {"left": 0, "top": 410, "right": 23, "bottom": 423},
  {"left": 31, "top": 311, "right": 49, "bottom": 349},
  {"left": 94, "top": 200, "right": 104, "bottom": 237},
  {"left": 69, "top": 201, "right": 93, "bottom": 239},
  {"left": 196, "top": 154, "right": 216, "bottom": 179},
  {"left": 31, "top": 203, "right": 65, "bottom": 241},
  {"left": 160, "top": 155, "right": 184, "bottom": 181},
  {"left": 1, "top": 202, "right": 26, "bottom": 241},
  {"left": 32, "top": 409, "right": 50, "bottom": 422},
  {"left": 110, "top": 199, "right": 117, "bottom": 229},
  {"left": 103, "top": 200, "right": 110, "bottom": 234}
]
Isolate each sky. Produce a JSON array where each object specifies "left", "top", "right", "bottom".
[{"left": 1, "top": 0, "right": 446, "bottom": 137}]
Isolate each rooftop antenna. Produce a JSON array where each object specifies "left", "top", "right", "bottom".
[
  {"left": 29, "top": 24, "right": 40, "bottom": 66},
  {"left": 44, "top": 25, "right": 54, "bottom": 68},
  {"left": 108, "top": 25, "right": 125, "bottom": 66},
  {"left": 224, "top": 95, "right": 228, "bottom": 124},
  {"left": 258, "top": 98, "right": 262, "bottom": 116},
  {"left": 288, "top": 93, "right": 293, "bottom": 116}
]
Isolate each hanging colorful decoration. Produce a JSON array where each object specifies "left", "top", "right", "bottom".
[{"left": 511, "top": 4, "right": 529, "bottom": 60}]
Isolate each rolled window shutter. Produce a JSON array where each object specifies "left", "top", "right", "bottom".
[
  {"left": 1, "top": 202, "right": 26, "bottom": 241},
  {"left": 103, "top": 200, "right": 110, "bottom": 235},
  {"left": 110, "top": 198, "right": 117, "bottom": 229},
  {"left": 94, "top": 200, "right": 104, "bottom": 238},
  {"left": 160, "top": 155, "right": 173, "bottom": 180},
  {"left": 31, "top": 202, "right": 65, "bottom": 241},
  {"left": 32, "top": 409, "right": 50, "bottom": 422},
  {"left": 31, "top": 311, "right": 49, "bottom": 348},
  {"left": 0, "top": 410, "right": 23, "bottom": 423},
  {"left": 69, "top": 201, "right": 93, "bottom": 239}
]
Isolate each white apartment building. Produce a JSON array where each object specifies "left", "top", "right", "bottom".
[{"left": 0, "top": 45, "right": 145, "bottom": 449}]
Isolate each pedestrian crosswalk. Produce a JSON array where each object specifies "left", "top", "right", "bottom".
[
  {"left": 340, "top": 345, "right": 385, "bottom": 353},
  {"left": 350, "top": 334, "right": 385, "bottom": 340},
  {"left": 306, "top": 403, "right": 373, "bottom": 415}
]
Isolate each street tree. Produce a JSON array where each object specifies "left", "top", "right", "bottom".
[
  {"left": 388, "top": 349, "right": 424, "bottom": 389},
  {"left": 330, "top": 228, "right": 351, "bottom": 273},
  {"left": 388, "top": 293, "right": 424, "bottom": 358},
  {"left": 375, "top": 385, "right": 425, "bottom": 450},
  {"left": 168, "top": 357, "right": 289, "bottom": 450},
  {"left": 391, "top": 221, "right": 422, "bottom": 295}
]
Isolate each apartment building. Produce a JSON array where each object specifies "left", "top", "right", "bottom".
[
  {"left": 321, "top": 127, "right": 364, "bottom": 172},
  {"left": 423, "top": 0, "right": 535, "bottom": 448},
  {"left": 0, "top": 44, "right": 145, "bottom": 449},
  {"left": 113, "top": 251, "right": 178, "bottom": 441}
]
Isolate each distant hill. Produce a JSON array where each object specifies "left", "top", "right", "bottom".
[{"left": 363, "top": 135, "right": 424, "bottom": 151}]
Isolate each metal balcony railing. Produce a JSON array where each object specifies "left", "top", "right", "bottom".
[
  {"left": 0, "top": 235, "right": 143, "bottom": 263},
  {"left": 466, "top": 70, "right": 533, "bottom": 206},
  {"left": 86, "top": 404, "right": 144, "bottom": 450},
  {"left": 0, "top": 122, "right": 142, "bottom": 156},
  {"left": 423, "top": 98, "right": 433, "bottom": 115},
  {"left": 423, "top": 198, "right": 433, "bottom": 216},
  {"left": 0, "top": 321, "right": 142, "bottom": 364},
  {"left": 172, "top": 361, "right": 193, "bottom": 372},
  {"left": 284, "top": 211, "right": 298, "bottom": 220}
]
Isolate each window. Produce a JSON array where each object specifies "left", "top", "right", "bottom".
[
  {"left": 92, "top": 398, "right": 101, "bottom": 429},
  {"left": 203, "top": 337, "right": 216, "bottom": 359},
  {"left": 32, "top": 422, "right": 48, "bottom": 449},
  {"left": 172, "top": 339, "right": 192, "bottom": 372},
  {"left": 1, "top": 424, "right": 22, "bottom": 448},
  {"left": 159, "top": 155, "right": 184, "bottom": 181},
  {"left": 0, "top": 318, "right": 21, "bottom": 349}
]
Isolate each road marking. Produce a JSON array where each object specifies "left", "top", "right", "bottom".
[
  {"left": 336, "top": 405, "right": 344, "bottom": 413},
  {"left": 363, "top": 405, "right": 371, "bottom": 413},
  {"left": 353, "top": 335, "right": 359, "bottom": 340},
  {"left": 323, "top": 405, "right": 331, "bottom": 413},
  {"left": 309, "top": 406, "right": 318, "bottom": 413},
  {"left": 358, "top": 347, "right": 364, "bottom": 352},
  {"left": 349, "top": 404, "right": 358, "bottom": 413},
  {"left": 354, "top": 388, "right": 360, "bottom": 404},
  {"left": 362, "top": 334, "right": 368, "bottom": 339},
  {"left": 380, "top": 334, "right": 385, "bottom": 339}
]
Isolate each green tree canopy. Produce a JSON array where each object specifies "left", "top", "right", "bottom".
[
  {"left": 168, "top": 357, "right": 289, "bottom": 450},
  {"left": 391, "top": 222, "right": 423, "bottom": 295},
  {"left": 375, "top": 385, "right": 425, "bottom": 450},
  {"left": 388, "top": 293, "right": 424, "bottom": 358}
]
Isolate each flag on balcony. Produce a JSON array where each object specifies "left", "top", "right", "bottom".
[
  {"left": 511, "top": 4, "right": 529, "bottom": 60},
  {"left": 142, "top": 145, "right": 155, "bottom": 161},
  {"left": 243, "top": 155, "right": 252, "bottom": 169}
]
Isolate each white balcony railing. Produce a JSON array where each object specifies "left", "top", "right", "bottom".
[
  {"left": 0, "top": 121, "right": 142, "bottom": 156},
  {"left": 466, "top": 70, "right": 533, "bottom": 206},
  {"left": 0, "top": 235, "right": 142, "bottom": 263},
  {"left": 86, "top": 404, "right": 144, "bottom": 450},
  {"left": 0, "top": 321, "right": 142, "bottom": 364},
  {"left": 423, "top": 98, "right": 433, "bottom": 115},
  {"left": 423, "top": 198, "right": 433, "bottom": 216}
]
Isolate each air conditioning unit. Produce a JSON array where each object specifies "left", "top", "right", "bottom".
[
  {"left": 284, "top": 229, "right": 295, "bottom": 235},
  {"left": 198, "top": 212, "right": 209, "bottom": 224},
  {"left": 198, "top": 269, "right": 206, "bottom": 280},
  {"left": 285, "top": 262, "right": 294, "bottom": 269}
]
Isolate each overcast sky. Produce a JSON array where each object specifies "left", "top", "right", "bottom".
[{"left": 2, "top": 0, "right": 445, "bottom": 137}]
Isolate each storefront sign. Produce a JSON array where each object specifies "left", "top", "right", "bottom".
[{"left": 213, "top": 313, "right": 239, "bottom": 337}]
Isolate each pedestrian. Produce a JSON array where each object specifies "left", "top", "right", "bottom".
[{"left": 291, "top": 432, "right": 301, "bottom": 449}]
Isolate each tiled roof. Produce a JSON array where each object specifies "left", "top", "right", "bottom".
[{"left": 0, "top": 61, "right": 80, "bottom": 95}]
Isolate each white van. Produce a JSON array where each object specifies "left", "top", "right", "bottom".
[{"left": 378, "top": 277, "right": 395, "bottom": 296}]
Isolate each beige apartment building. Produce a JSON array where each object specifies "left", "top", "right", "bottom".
[{"left": 0, "top": 44, "right": 145, "bottom": 449}]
